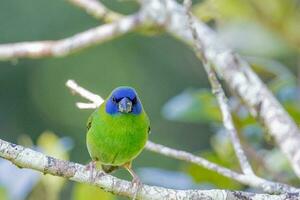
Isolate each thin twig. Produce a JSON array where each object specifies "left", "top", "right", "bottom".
[
  {"left": 68, "top": 0, "right": 123, "bottom": 22},
  {"left": 183, "top": 0, "right": 254, "bottom": 176},
  {"left": 66, "top": 80, "right": 104, "bottom": 108},
  {"left": 146, "top": 141, "right": 244, "bottom": 180}
]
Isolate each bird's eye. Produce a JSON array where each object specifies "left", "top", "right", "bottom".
[
  {"left": 112, "top": 97, "right": 117, "bottom": 103},
  {"left": 132, "top": 97, "right": 137, "bottom": 104}
]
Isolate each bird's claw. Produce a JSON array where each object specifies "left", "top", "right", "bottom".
[
  {"left": 131, "top": 177, "right": 142, "bottom": 200},
  {"left": 86, "top": 161, "right": 97, "bottom": 183}
]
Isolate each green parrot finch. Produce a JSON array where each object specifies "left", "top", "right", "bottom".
[{"left": 86, "top": 86, "right": 150, "bottom": 197}]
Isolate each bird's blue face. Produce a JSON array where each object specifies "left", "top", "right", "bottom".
[{"left": 106, "top": 87, "right": 142, "bottom": 115}]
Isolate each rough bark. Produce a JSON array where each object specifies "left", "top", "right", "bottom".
[{"left": 1, "top": 138, "right": 299, "bottom": 200}]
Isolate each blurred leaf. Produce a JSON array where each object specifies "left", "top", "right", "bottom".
[
  {"left": 72, "top": 183, "right": 114, "bottom": 200},
  {"left": 162, "top": 89, "right": 221, "bottom": 123},
  {"left": 193, "top": 0, "right": 255, "bottom": 21},
  {"left": 194, "top": 0, "right": 300, "bottom": 51},
  {"left": 246, "top": 57, "right": 300, "bottom": 122},
  {"left": 0, "top": 187, "right": 7, "bottom": 200},
  {"left": 247, "top": 56, "right": 294, "bottom": 78},
  {"left": 37, "top": 131, "right": 69, "bottom": 161},
  {"left": 217, "top": 22, "right": 292, "bottom": 57},
  {"left": 186, "top": 151, "right": 242, "bottom": 190},
  {"left": 242, "top": 124, "right": 264, "bottom": 148},
  {"left": 0, "top": 152, "right": 40, "bottom": 200},
  {"left": 263, "top": 149, "right": 295, "bottom": 179},
  {"left": 245, "top": 56, "right": 300, "bottom": 125},
  {"left": 271, "top": 80, "right": 298, "bottom": 102},
  {"left": 28, "top": 132, "right": 71, "bottom": 200},
  {"left": 38, "top": 131, "right": 69, "bottom": 199},
  {"left": 248, "top": 57, "right": 299, "bottom": 105},
  {"left": 210, "top": 131, "right": 237, "bottom": 163},
  {"left": 17, "top": 134, "right": 34, "bottom": 148},
  {"left": 285, "top": 102, "right": 300, "bottom": 124},
  {"left": 192, "top": 0, "right": 222, "bottom": 22},
  {"left": 186, "top": 131, "right": 242, "bottom": 189}
]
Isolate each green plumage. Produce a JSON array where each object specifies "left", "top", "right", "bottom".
[{"left": 86, "top": 90, "right": 150, "bottom": 167}]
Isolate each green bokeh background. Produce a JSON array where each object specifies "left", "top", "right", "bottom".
[
  {"left": 0, "top": 0, "right": 210, "bottom": 184},
  {"left": 1, "top": 0, "right": 300, "bottom": 199}
]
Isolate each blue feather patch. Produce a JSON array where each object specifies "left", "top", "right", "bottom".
[{"left": 106, "top": 87, "right": 142, "bottom": 115}]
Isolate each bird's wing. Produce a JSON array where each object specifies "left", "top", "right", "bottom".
[
  {"left": 87, "top": 116, "right": 92, "bottom": 130},
  {"left": 87, "top": 110, "right": 100, "bottom": 130},
  {"left": 86, "top": 112, "right": 94, "bottom": 131}
]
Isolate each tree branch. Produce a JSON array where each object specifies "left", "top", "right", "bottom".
[
  {"left": 183, "top": 0, "right": 254, "bottom": 176},
  {"left": 0, "top": 14, "right": 140, "bottom": 60},
  {"left": 1, "top": 0, "right": 300, "bottom": 198},
  {"left": 65, "top": 79, "right": 300, "bottom": 194},
  {"left": 1, "top": 0, "right": 299, "bottom": 179},
  {"left": 68, "top": 0, "right": 123, "bottom": 22},
  {"left": 139, "top": 0, "right": 300, "bottom": 178},
  {"left": 1, "top": 138, "right": 297, "bottom": 200}
]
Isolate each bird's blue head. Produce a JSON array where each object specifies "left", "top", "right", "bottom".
[{"left": 106, "top": 87, "right": 142, "bottom": 115}]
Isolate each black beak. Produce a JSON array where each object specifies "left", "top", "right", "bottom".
[{"left": 118, "top": 97, "right": 132, "bottom": 113}]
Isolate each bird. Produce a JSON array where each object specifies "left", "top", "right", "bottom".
[{"left": 86, "top": 86, "right": 150, "bottom": 199}]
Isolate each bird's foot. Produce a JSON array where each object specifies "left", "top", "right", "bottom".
[
  {"left": 86, "top": 161, "right": 97, "bottom": 183},
  {"left": 123, "top": 162, "right": 142, "bottom": 200},
  {"left": 131, "top": 176, "right": 143, "bottom": 200}
]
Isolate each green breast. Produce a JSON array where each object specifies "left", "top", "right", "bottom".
[{"left": 86, "top": 102, "right": 149, "bottom": 166}]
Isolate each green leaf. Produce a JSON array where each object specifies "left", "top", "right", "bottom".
[
  {"left": 162, "top": 89, "right": 221, "bottom": 123},
  {"left": 210, "top": 132, "right": 237, "bottom": 163},
  {"left": 284, "top": 102, "right": 300, "bottom": 124},
  {"left": 186, "top": 151, "right": 243, "bottom": 190},
  {"left": 247, "top": 57, "right": 296, "bottom": 93},
  {"left": 261, "top": 149, "right": 300, "bottom": 184},
  {"left": 185, "top": 132, "right": 242, "bottom": 189},
  {"left": 247, "top": 57, "right": 300, "bottom": 123},
  {"left": 242, "top": 124, "right": 264, "bottom": 147},
  {"left": 217, "top": 22, "right": 292, "bottom": 57},
  {"left": 30, "top": 132, "right": 70, "bottom": 200},
  {"left": 264, "top": 149, "right": 291, "bottom": 172},
  {"left": 193, "top": 0, "right": 255, "bottom": 21},
  {"left": 194, "top": 0, "right": 300, "bottom": 52},
  {"left": 72, "top": 183, "right": 115, "bottom": 200}
]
